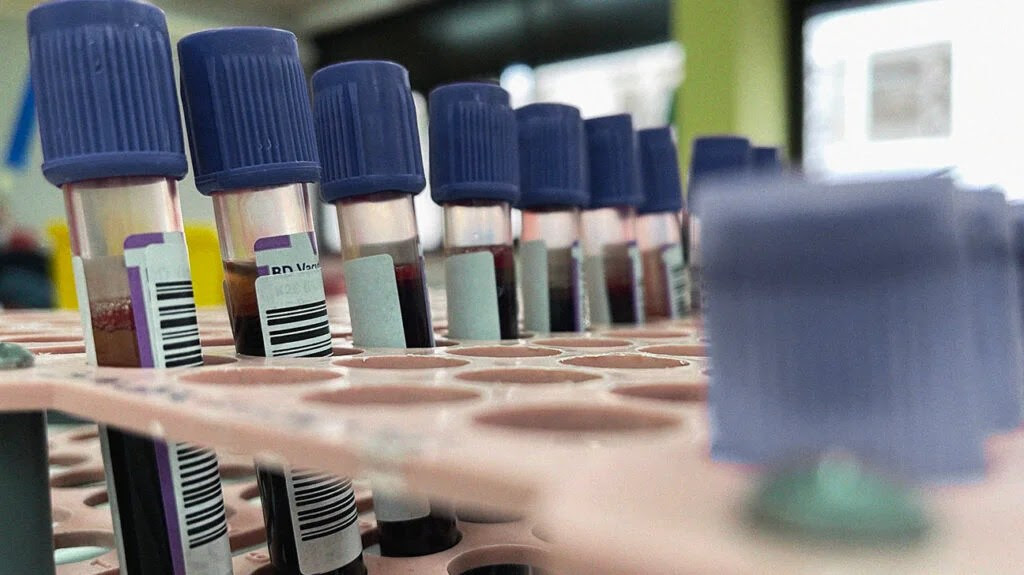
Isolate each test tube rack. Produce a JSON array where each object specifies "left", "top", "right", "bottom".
[{"left": 2, "top": 293, "right": 1024, "bottom": 574}]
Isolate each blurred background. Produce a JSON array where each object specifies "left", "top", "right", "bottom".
[{"left": 3, "top": 0, "right": 1000, "bottom": 308}]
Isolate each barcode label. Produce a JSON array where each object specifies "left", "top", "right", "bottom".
[
  {"left": 285, "top": 469, "right": 363, "bottom": 573},
  {"left": 661, "top": 244, "right": 689, "bottom": 318},
  {"left": 168, "top": 443, "right": 232, "bottom": 573},
  {"left": 123, "top": 232, "right": 203, "bottom": 368},
  {"left": 255, "top": 233, "right": 332, "bottom": 358},
  {"left": 629, "top": 242, "right": 645, "bottom": 323}
]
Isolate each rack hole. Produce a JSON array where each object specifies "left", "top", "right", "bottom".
[
  {"left": 561, "top": 354, "right": 686, "bottom": 369},
  {"left": 602, "top": 329, "right": 689, "bottom": 339},
  {"left": 531, "top": 337, "right": 630, "bottom": 348},
  {"left": 51, "top": 467, "right": 106, "bottom": 488},
  {"left": 179, "top": 367, "right": 342, "bottom": 386},
  {"left": 332, "top": 346, "right": 364, "bottom": 356},
  {"left": 199, "top": 333, "right": 236, "bottom": 347},
  {"left": 333, "top": 355, "right": 469, "bottom": 370},
  {"left": 307, "top": 385, "right": 481, "bottom": 407},
  {"left": 456, "top": 368, "right": 599, "bottom": 385},
  {"left": 220, "top": 462, "right": 256, "bottom": 483},
  {"left": 49, "top": 453, "right": 88, "bottom": 467},
  {"left": 24, "top": 343, "right": 86, "bottom": 354},
  {"left": 612, "top": 383, "right": 708, "bottom": 403},
  {"left": 1, "top": 333, "right": 82, "bottom": 343},
  {"left": 202, "top": 354, "right": 238, "bottom": 366},
  {"left": 638, "top": 344, "right": 707, "bottom": 357},
  {"left": 68, "top": 428, "right": 99, "bottom": 442},
  {"left": 449, "top": 346, "right": 561, "bottom": 358},
  {"left": 448, "top": 545, "right": 552, "bottom": 575},
  {"left": 51, "top": 506, "right": 72, "bottom": 524},
  {"left": 474, "top": 404, "right": 680, "bottom": 434},
  {"left": 84, "top": 490, "right": 109, "bottom": 508}
]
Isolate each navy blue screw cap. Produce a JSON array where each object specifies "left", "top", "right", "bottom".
[
  {"left": 584, "top": 114, "right": 642, "bottom": 209},
  {"left": 28, "top": 0, "right": 187, "bottom": 187},
  {"left": 429, "top": 83, "right": 519, "bottom": 205},
  {"left": 313, "top": 61, "right": 425, "bottom": 203},
  {"left": 752, "top": 146, "right": 783, "bottom": 174},
  {"left": 516, "top": 103, "right": 587, "bottom": 209},
  {"left": 178, "top": 27, "right": 319, "bottom": 195},
  {"left": 688, "top": 135, "right": 751, "bottom": 211},
  {"left": 637, "top": 127, "right": 683, "bottom": 214}
]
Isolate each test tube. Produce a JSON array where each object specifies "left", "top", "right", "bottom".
[
  {"left": 636, "top": 127, "right": 688, "bottom": 320},
  {"left": 581, "top": 114, "right": 644, "bottom": 325},
  {"left": 179, "top": 29, "right": 365, "bottom": 575},
  {"left": 686, "top": 135, "right": 751, "bottom": 309},
  {"left": 430, "top": 83, "right": 520, "bottom": 340},
  {"left": 516, "top": 103, "right": 588, "bottom": 333},
  {"left": 313, "top": 62, "right": 435, "bottom": 350},
  {"left": 28, "top": 2, "right": 232, "bottom": 573},
  {"left": 313, "top": 60, "right": 461, "bottom": 556}
]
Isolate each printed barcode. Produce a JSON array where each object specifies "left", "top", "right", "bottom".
[
  {"left": 177, "top": 444, "right": 229, "bottom": 549},
  {"left": 291, "top": 471, "right": 358, "bottom": 542},
  {"left": 265, "top": 299, "right": 332, "bottom": 358},
  {"left": 155, "top": 280, "right": 203, "bottom": 367}
]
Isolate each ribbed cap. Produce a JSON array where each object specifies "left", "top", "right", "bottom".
[
  {"left": 312, "top": 61, "right": 425, "bottom": 203},
  {"left": 637, "top": 127, "right": 683, "bottom": 214},
  {"left": 585, "top": 114, "right": 642, "bottom": 209},
  {"left": 688, "top": 135, "right": 751, "bottom": 211},
  {"left": 28, "top": 0, "right": 187, "bottom": 187},
  {"left": 752, "top": 146, "right": 782, "bottom": 174},
  {"left": 515, "top": 103, "right": 587, "bottom": 209},
  {"left": 178, "top": 27, "right": 319, "bottom": 195},
  {"left": 429, "top": 83, "right": 519, "bottom": 205}
]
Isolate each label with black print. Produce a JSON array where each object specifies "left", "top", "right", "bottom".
[{"left": 284, "top": 468, "right": 363, "bottom": 573}]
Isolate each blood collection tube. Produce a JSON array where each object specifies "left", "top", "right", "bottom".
[
  {"left": 28, "top": 2, "right": 231, "bottom": 573},
  {"left": 516, "top": 103, "right": 588, "bottom": 333},
  {"left": 752, "top": 146, "right": 783, "bottom": 174},
  {"left": 313, "top": 60, "right": 461, "bottom": 556},
  {"left": 179, "top": 29, "right": 365, "bottom": 575},
  {"left": 581, "top": 114, "right": 645, "bottom": 325},
  {"left": 636, "top": 127, "right": 688, "bottom": 320},
  {"left": 686, "top": 135, "right": 751, "bottom": 310},
  {"left": 313, "top": 62, "right": 435, "bottom": 350},
  {"left": 430, "top": 83, "right": 520, "bottom": 341}
]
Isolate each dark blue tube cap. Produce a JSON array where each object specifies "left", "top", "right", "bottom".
[
  {"left": 178, "top": 28, "right": 319, "bottom": 195},
  {"left": 688, "top": 135, "right": 751, "bottom": 210},
  {"left": 515, "top": 103, "right": 587, "bottom": 209},
  {"left": 752, "top": 146, "right": 783, "bottom": 174},
  {"left": 312, "top": 61, "right": 425, "bottom": 203},
  {"left": 637, "top": 127, "right": 683, "bottom": 214},
  {"left": 28, "top": 0, "right": 187, "bottom": 187},
  {"left": 429, "top": 83, "right": 519, "bottom": 205},
  {"left": 585, "top": 114, "right": 642, "bottom": 209}
]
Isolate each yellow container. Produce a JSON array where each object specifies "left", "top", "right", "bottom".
[{"left": 48, "top": 222, "right": 224, "bottom": 310}]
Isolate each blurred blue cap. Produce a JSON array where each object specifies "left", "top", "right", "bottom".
[
  {"left": 637, "top": 127, "right": 683, "bottom": 214},
  {"left": 313, "top": 61, "right": 426, "bottom": 203},
  {"left": 752, "top": 146, "right": 782, "bottom": 174},
  {"left": 28, "top": 0, "right": 187, "bottom": 186},
  {"left": 429, "top": 83, "right": 519, "bottom": 205},
  {"left": 584, "top": 114, "right": 642, "bottom": 209},
  {"left": 688, "top": 135, "right": 751, "bottom": 210},
  {"left": 516, "top": 103, "right": 587, "bottom": 209},
  {"left": 178, "top": 27, "right": 319, "bottom": 195}
]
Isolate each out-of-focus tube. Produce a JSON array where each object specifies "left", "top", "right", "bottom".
[
  {"left": 29, "top": 2, "right": 231, "bottom": 573},
  {"left": 179, "top": 28, "right": 366, "bottom": 575}
]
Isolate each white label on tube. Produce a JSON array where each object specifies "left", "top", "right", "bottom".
[
  {"left": 661, "top": 244, "right": 689, "bottom": 318},
  {"left": 284, "top": 468, "right": 363, "bottom": 573},
  {"left": 584, "top": 253, "right": 611, "bottom": 325},
  {"left": 123, "top": 232, "right": 203, "bottom": 368},
  {"left": 520, "top": 239, "right": 550, "bottom": 333},
  {"left": 71, "top": 256, "right": 97, "bottom": 365},
  {"left": 372, "top": 480, "right": 431, "bottom": 522},
  {"left": 629, "top": 242, "right": 645, "bottom": 323},
  {"left": 571, "top": 242, "right": 584, "bottom": 331},
  {"left": 167, "top": 443, "right": 232, "bottom": 575},
  {"left": 253, "top": 232, "right": 332, "bottom": 358},
  {"left": 445, "top": 250, "right": 501, "bottom": 340}
]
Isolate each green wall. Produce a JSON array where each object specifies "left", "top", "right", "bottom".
[{"left": 673, "top": 0, "right": 789, "bottom": 183}]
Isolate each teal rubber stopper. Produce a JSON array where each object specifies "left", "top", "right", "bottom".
[
  {"left": 0, "top": 343, "right": 35, "bottom": 370},
  {"left": 748, "top": 455, "right": 931, "bottom": 544}
]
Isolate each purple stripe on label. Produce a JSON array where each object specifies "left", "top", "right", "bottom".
[
  {"left": 308, "top": 231, "right": 318, "bottom": 256},
  {"left": 124, "top": 232, "right": 167, "bottom": 250},
  {"left": 127, "top": 266, "right": 155, "bottom": 368},
  {"left": 257, "top": 265, "right": 271, "bottom": 277},
  {"left": 254, "top": 234, "right": 292, "bottom": 252},
  {"left": 154, "top": 441, "right": 186, "bottom": 575}
]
